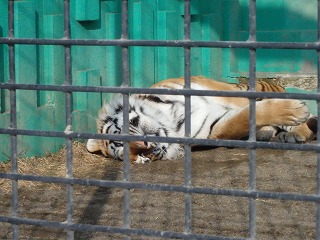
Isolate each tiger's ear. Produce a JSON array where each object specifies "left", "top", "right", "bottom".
[{"left": 86, "top": 139, "right": 104, "bottom": 154}]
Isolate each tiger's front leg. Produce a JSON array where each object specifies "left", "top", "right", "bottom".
[
  {"left": 276, "top": 116, "right": 317, "bottom": 143},
  {"left": 143, "top": 143, "right": 183, "bottom": 161},
  {"left": 209, "top": 99, "right": 311, "bottom": 141}
]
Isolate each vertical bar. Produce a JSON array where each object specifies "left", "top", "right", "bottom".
[
  {"left": 121, "top": 0, "right": 131, "bottom": 238},
  {"left": 183, "top": 0, "right": 192, "bottom": 234},
  {"left": 8, "top": 1, "right": 19, "bottom": 239},
  {"left": 248, "top": 0, "right": 257, "bottom": 238},
  {"left": 316, "top": 1, "right": 320, "bottom": 238},
  {"left": 64, "top": 0, "right": 74, "bottom": 239}
]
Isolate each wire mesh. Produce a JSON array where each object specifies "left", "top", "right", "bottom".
[{"left": 1, "top": 0, "right": 320, "bottom": 239}]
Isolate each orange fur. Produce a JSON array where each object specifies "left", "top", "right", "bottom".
[{"left": 87, "top": 77, "right": 315, "bottom": 163}]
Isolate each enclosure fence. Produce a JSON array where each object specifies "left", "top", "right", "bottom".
[{"left": 1, "top": 0, "right": 320, "bottom": 239}]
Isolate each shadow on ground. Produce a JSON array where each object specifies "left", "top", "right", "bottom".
[{"left": 0, "top": 142, "right": 317, "bottom": 239}]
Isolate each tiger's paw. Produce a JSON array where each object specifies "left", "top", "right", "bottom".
[
  {"left": 264, "top": 99, "right": 310, "bottom": 126},
  {"left": 281, "top": 100, "right": 310, "bottom": 125},
  {"left": 277, "top": 131, "right": 306, "bottom": 143},
  {"left": 134, "top": 155, "right": 151, "bottom": 164}
]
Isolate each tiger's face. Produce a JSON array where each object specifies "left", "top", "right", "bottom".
[{"left": 86, "top": 96, "right": 171, "bottom": 162}]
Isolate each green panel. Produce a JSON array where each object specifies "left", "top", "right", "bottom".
[
  {"left": 0, "top": 21, "right": 9, "bottom": 113},
  {"left": 104, "top": 12, "right": 122, "bottom": 99},
  {"left": 129, "top": 0, "right": 155, "bottom": 87},
  {"left": 1, "top": 0, "right": 317, "bottom": 162},
  {"left": 73, "top": 69, "right": 101, "bottom": 111},
  {"left": 73, "top": 69, "right": 102, "bottom": 132},
  {"left": 17, "top": 108, "right": 61, "bottom": 157},
  {"left": 158, "top": 0, "right": 181, "bottom": 12},
  {"left": 201, "top": 14, "right": 222, "bottom": 79},
  {"left": 0, "top": 111, "right": 10, "bottom": 161},
  {"left": 0, "top": 0, "right": 67, "bottom": 162},
  {"left": 222, "top": 0, "right": 242, "bottom": 81},
  {"left": 105, "top": 0, "right": 121, "bottom": 13},
  {"left": 283, "top": 0, "right": 317, "bottom": 31},
  {"left": 155, "top": 11, "right": 183, "bottom": 81},
  {"left": 190, "top": 11, "right": 222, "bottom": 79},
  {"left": 0, "top": 2, "right": 12, "bottom": 160},
  {"left": 40, "top": 15, "right": 64, "bottom": 106},
  {"left": 75, "top": 0, "right": 100, "bottom": 21},
  {"left": 42, "top": 0, "right": 63, "bottom": 15},
  {"left": 14, "top": 2, "right": 37, "bottom": 128},
  {"left": 14, "top": 1, "right": 37, "bottom": 114},
  {"left": 227, "top": 0, "right": 317, "bottom": 79},
  {"left": 256, "top": 0, "right": 285, "bottom": 31},
  {"left": 286, "top": 87, "right": 317, "bottom": 116},
  {"left": 130, "top": 1, "right": 143, "bottom": 86},
  {"left": 0, "top": 0, "right": 8, "bottom": 89}
]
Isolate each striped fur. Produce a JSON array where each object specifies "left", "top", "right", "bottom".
[{"left": 87, "top": 76, "right": 316, "bottom": 163}]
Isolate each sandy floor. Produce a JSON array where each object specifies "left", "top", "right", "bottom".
[{"left": 0, "top": 142, "right": 318, "bottom": 239}]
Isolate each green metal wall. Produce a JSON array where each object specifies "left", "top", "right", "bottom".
[
  {"left": 0, "top": 0, "right": 318, "bottom": 161},
  {"left": 223, "top": 0, "right": 317, "bottom": 79}
]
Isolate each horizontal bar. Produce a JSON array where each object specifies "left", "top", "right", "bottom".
[
  {"left": 1, "top": 37, "right": 320, "bottom": 50},
  {"left": 0, "top": 128, "right": 320, "bottom": 152},
  {"left": 0, "top": 83, "right": 319, "bottom": 101},
  {"left": 1, "top": 173, "right": 320, "bottom": 203},
  {"left": 0, "top": 216, "right": 244, "bottom": 240}
]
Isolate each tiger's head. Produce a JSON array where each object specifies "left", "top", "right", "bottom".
[{"left": 86, "top": 95, "right": 167, "bottom": 163}]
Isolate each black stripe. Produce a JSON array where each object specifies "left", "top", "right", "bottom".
[
  {"left": 103, "top": 117, "right": 112, "bottom": 124},
  {"left": 139, "top": 106, "right": 145, "bottom": 114},
  {"left": 130, "top": 116, "right": 140, "bottom": 127},
  {"left": 176, "top": 118, "right": 185, "bottom": 132},
  {"left": 110, "top": 140, "right": 123, "bottom": 147},
  {"left": 146, "top": 95, "right": 165, "bottom": 103},
  {"left": 192, "top": 115, "right": 209, "bottom": 138},
  {"left": 105, "top": 125, "right": 112, "bottom": 134},
  {"left": 143, "top": 95, "right": 175, "bottom": 105},
  {"left": 115, "top": 106, "right": 123, "bottom": 114},
  {"left": 209, "top": 112, "right": 228, "bottom": 136}
]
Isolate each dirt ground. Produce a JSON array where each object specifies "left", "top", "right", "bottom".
[{"left": 0, "top": 141, "right": 318, "bottom": 239}]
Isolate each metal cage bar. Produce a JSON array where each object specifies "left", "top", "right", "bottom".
[
  {"left": 120, "top": 0, "right": 132, "bottom": 238},
  {"left": 63, "top": 0, "right": 74, "bottom": 239},
  {"left": 1, "top": 1, "right": 320, "bottom": 239},
  {"left": 183, "top": 0, "right": 192, "bottom": 235},
  {"left": 8, "top": 0, "right": 19, "bottom": 239},
  {"left": 317, "top": 0, "right": 320, "bottom": 237},
  {"left": 2, "top": 37, "right": 320, "bottom": 50},
  {"left": 248, "top": 0, "right": 257, "bottom": 238}
]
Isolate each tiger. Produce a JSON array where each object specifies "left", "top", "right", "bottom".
[{"left": 86, "top": 76, "right": 317, "bottom": 164}]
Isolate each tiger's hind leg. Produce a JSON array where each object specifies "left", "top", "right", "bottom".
[{"left": 209, "top": 99, "right": 311, "bottom": 142}]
